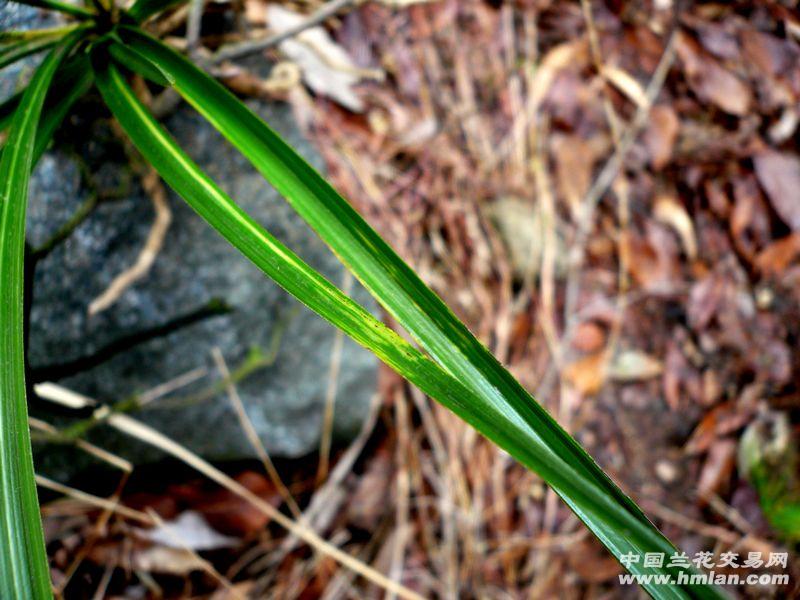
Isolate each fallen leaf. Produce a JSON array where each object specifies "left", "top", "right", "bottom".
[
  {"left": 624, "top": 224, "right": 681, "bottom": 292},
  {"left": 487, "top": 197, "right": 566, "bottom": 280},
  {"left": 563, "top": 352, "right": 607, "bottom": 396},
  {"left": 677, "top": 33, "right": 751, "bottom": 116},
  {"left": 346, "top": 446, "right": 392, "bottom": 529},
  {"left": 267, "top": 5, "right": 380, "bottom": 112},
  {"left": 203, "top": 472, "right": 281, "bottom": 537},
  {"left": 753, "top": 151, "right": 800, "bottom": 231},
  {"left": 140, "top": 511, "right": 238, "bottom": 551},
  {"left": 755, "top": 233, "right": 800, "bottom": 276},
  {"left": 697, "top": 438, "right": 736, "bottom": 504},
  {"left": 741, "top": 30, "right": 794, "bottom": 76},
  {"left": 644, "top": 105, "right": 680, "bottom": 170},
  {"left": 567, "top": 540, "right": 622, "bottom": 582},
  {"left": 572, "top": 321, "right": 606, "bottom": 354},
  {"left": 131, "top": 546, "right": 209, "bottom": 575},
  {"left": 608, "top": 350, "right": 663, "bottom": 382},
  {"left": 551, "top": 134, "right": 605, "bottom": 217},
  {"left": 654, "top": 195, "right": 697, "bottom": 260},
  {"left": 601, "top": 65, "right": 648, "bottom": 108},
  {"left": 731, "top": 176, "right": 772, "bottom": 260}
]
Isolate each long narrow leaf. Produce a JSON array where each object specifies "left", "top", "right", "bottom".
[
  {"left": 116, "top": 27, "right": 633, "bottom": 502},
  {"left": 0, "top": 56, "right": 93, "bottom": 166},
  {"left": 116, "top": 28, "right": 730, "bottom": 598},
  {"left": 0, "top": 55, "right": 91, "bottom": 140},
  {"left": 0, "top": 89, "right": 22, "bottom": 134},
  {"left": 7, "top": 0, "right": 95, "bottom": 19},
  {"left": 0, "top": 32, "right": 83, "bottom": 599},
  {"left": 126, "top": 0, "right": 185, "bottom": 23},
  {"left": 0, "top": 35, "right": 60, "bottom": 71},
  {"left": 94, "top": 50, "right": 724, "bottom": 598}
]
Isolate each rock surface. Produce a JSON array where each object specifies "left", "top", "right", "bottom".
[{"left": 3, "top": 6, "right": 378, "bottom": 475}]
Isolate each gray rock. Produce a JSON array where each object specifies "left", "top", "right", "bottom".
[{"left": 3, "top": 32, "right": 379, "bottom": 473}]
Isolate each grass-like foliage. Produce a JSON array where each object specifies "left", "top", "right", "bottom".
[{"left": 0, "top": 1, "right": 727, "bottom": 598}]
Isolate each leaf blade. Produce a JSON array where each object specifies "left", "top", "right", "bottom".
[
  {"left": 0, "top": 32, "right": 83, "bottom": 599},
  {"left": 114, "top": 25, "right": 704, "bottom": 565},
  {"left": 93, "top": 48, "right": 724, "bottom": 599},
  {"left": 1, "top": 55, "right": 93, "bottom": 165},
  {"left": 7, "top": 0, "right": 95, "bottom": 19},
  {"left": 126, "top": 0, "right": 186, "bottom": 23}
]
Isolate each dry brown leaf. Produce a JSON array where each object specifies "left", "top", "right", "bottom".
[
  {"left": 141, "top": 511, "right": 238, "bottom": 551},
  {"left": 623, "top": 225, "right": 681, "bottom": 291},
  {"left": 601, "top": 65, "right": 648, "bottom": 108},
  {"left": 563, "top": 352, "right": 607, "bottom": 396},
  {"left": 677, "top": 33, "right": 751, "bottom": 116},
  {"left": 608, "top": 350, "right": 663, "bottom": 382},
  {"left": 755, "top": 233, "right": 800, "bottom": 276},
  {"left": 731, "top": 176, "right": 771, "bottom": 260},
  {"left": 753, "top": 151, "right": 800, "bottom": 231},
  {"left": 267, "top": 5, "right": 377, "bottom": 112},
  {"left": 567, "top": 540, "right": 622, "bottom": 583},
  {"left": 644, "top": 105, "right": 679, "bottom": 170},
  {"left": 551, "top": 134, "right": 603, "bottom": 217},
  {"left": 572, "top": 321, "right": 606, "bottom": 354},
  {"left": 697, "top": 439, "right": 736, "bottom": 504},
  {"left": 654, "top": 195, "right": 697, "bottom": 260}
]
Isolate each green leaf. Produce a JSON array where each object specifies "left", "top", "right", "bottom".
[
  {"left": 126, "top": 0, "right": 186, "bottom": 23},
  {"left": 0, "top": 35, "right": 60, "bottom": 71},
  {"left": 96, "top": 39, "right": 724, "bottom": 597},
  {"left": 116, "top": 27, "right": 729, "bottom": 597},
  {"left": 0, "top": 26, "right": 78, "bottom": 43},
  {"left": 0, "top": 89, "right": 23, "bottom": 133},
  {"left": 6, "top": 0, "right": 95, "bottom": 19},
  {"left": 108, "top": 41, "right": 172, "bottom": 86},
  {"left": 0, "top": 32, "right": 83, "bottom": 600},
  {"left": 1, "top": 55, "right": 94, "bottom": 165}
]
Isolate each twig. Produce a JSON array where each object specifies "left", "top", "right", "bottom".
[
  {"left": 316, "top": 271, "right": 351, "bottom": 486},
  {"left": 388, "top": 388, "right": 412, "bottom": 600},
  {"left": 186, "top": 0, "right": 205, "bottom": 55},
  {"left": 103, "top": 411, "right": 425, "bottom": 600},
  {"left": 29, "top": 417, "right": 132, "bottom": 472},
  {"left": 211, "top": 347, "right": 303, "bottom": 519},
  {"left": 88, "top": 168, "right": 172, "bottom": 315},
  {"left": 212, "top": 0, "right": 358, "bottom": 64},
  {"left": 145, "top": 508, "right": 244, "bottom": 599},
  {"left": 36, "top": 475, "right": 151, "bottom": 524}
]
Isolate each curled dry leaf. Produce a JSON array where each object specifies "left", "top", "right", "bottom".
[
  {"left": 267, "top": 5, "right": 379, "bottom": 112},
  {"left": 623, "top": 224, "right": 681, "bottom": 292},
  {"left": 600, "top": 65, "right": 648, "bottom": 108},
  {"left": 654, "top": 195, "right": 697, "bottom": 260},
  {"left": 140, "top": 511, "right": 239, "bottom": 551},
  {"left": 753, "top": 151, "right": 800, "bottom": 231},
  {"left": 608, "top": 350, "right": 663, "bottom": 382}
]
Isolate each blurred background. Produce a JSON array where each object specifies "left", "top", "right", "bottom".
[{"left": 5, "top": 0, "right": 800, "bottom": 597}]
